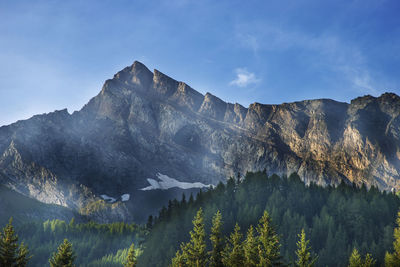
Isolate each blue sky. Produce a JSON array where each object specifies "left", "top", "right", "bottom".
[{"left": 1, "top": 0, "right": 399, "bottom": 126}]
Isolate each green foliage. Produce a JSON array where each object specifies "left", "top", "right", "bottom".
[
  {"left": 79, "top": 199, "right": 107, "bottom": 215},
  {"left": 348, "top": 248, "right": 375, "bottom": 267},
  {"left": 210, "top": 210, "right": 224, "bottom": 267},
  {"left": 139, "top": 171, "right": 400, "bottom": 266},
  {"left": 171, "top": 210, "right": 285, "bottom": 267},
  {"left": 348, "top": 248, "right": 362, "bottom": 267},
  {"left": 243, "top": 225, "right": 258, "bottom": 267},
  {"left": 174, "top": 208, "right": 207, "bottom": 267},
  {"left": 17, "top": 242, "right": 30, "bottom": 267},
  {"left": 171, "top": 250, "right": 185, "bottom": 267},
  {"left": 363, "top": 254, "right": 375, "bottom": 267},
  {"left": 88, "top": 246, "right": 143, "bottom": 267},
  {"left": 49, "top": 239, "right": 76, "bottom": 267},
  {"left": 0, "top": 218, "right": 31, "bottom": 267},
  {"left": 10, "top": 219, "right": 145, "bottom": 266},
  {"left": 124, "top": 243, "right": 137, "bottom": 267},
  {"left": 385, "top": 211, "right": 400, "bottom": 267},
  {"left": 222, "top": 224, "right": 245, "bottom": 267},
  {"left": 295, "top": 229, "right": 317, "bottom": 267},
  {"left": 257, "top": 210, "right": 283, "bottom": 266}
]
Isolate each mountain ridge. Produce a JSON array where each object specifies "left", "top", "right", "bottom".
[{"left": 1, "top": 60, "right": 399, "bottom": 222}]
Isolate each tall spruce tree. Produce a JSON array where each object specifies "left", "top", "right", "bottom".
[
  {"left": 348, "top": 248, "right": 375, "bottom": 267},
  {"left": 0, "top": 218, "right": 30, "bottom": 267},
  {"left": 177, "top": 208, "right": 207, "bottom": 267},
  {"left": 223, "top": 223, "right": 245, "bottom": 267},
  {"left": 244, "top": 225, "right": 259, "bottom": 267},
  {"left": 16, "top": 243, "right": 29, "bottom": 267},
  {"left": 385, "top": 211, "right": 400, "bottom": 267},
  {"left": 124, "top": 243, "right": 137, "bottom": 267},
  {"left": 210, "top": 210, "right": 224, "bottom": 267},
  {"left": 348, "top": 248, "right": 362, "bottom": 267},
  {"left": 49, "top": 239, "right": 76, "bottom": 267},
  {"left": 257, "top": 210, "right": 283, "bottom": 266},
  {"left": 295, "top": 229, "right": 317, "bottom": 267}
]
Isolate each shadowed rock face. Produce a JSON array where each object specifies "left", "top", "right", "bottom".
[{"left": 1, "top": 61, "right": 400, "bottom": 222}]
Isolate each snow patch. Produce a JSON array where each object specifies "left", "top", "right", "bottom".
[
  {"left": 100, "top": 194, "right": 116, "bottom": 203},
  {"left": 140, "top": 173, "right": 213, "bottom": 191},
  {"left": 121, "top": 194, "right": 130, "bottom": 201}
]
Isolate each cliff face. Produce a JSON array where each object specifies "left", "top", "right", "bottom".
[{"left": 1, "top": 61, "right": 399, "bottom": 221}]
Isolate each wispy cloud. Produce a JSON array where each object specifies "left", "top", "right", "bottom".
[
  {"left": 235, "top": 33, "right": 259, "bottom": 55},
  {"left": 229, "top": 68, "right": 260, "bottom": 87},
  {"left": 234, "top": 23, "right": 384, "bottom": 95}
]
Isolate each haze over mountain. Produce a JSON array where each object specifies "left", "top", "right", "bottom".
[{"left": 1, "top": 61, "right": 400, "bottom": 222}]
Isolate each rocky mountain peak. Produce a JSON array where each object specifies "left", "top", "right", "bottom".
[
  {"left": 110, "top": 61, "right": 153, "bottom": 93},
  {"left": 152, "top": 69, "right": 179, "bottom": 97},
  {"left": 199, "top": 92, "right": 228, "bottom": 121},
  {"left": 171, "top": 82, "right": 204, "bottom": 112},
  {"left": 349, "top": 92, "right": 400, "bottom": 117},
  {"left": 1, "top": 61, "right": 400, "bottom": 223},
  {"left": 377, "top": 92, "right": 400, "bottom": 116}
]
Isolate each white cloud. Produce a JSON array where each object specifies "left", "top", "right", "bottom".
[{"left": 229, "top": 68, "right": 260, "bottom": 87}]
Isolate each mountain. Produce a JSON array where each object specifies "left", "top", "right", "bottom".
[
  {"left": 0, "top": 185, "right": 76, "bottom": 226},
  {"left": 1, "top": 61, "right": 400, "bottom": 222}
]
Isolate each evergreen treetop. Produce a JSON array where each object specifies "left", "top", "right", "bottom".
[
  {"left": 223, "top": 223, "right": 245, "bottom": 267},
  {"left": 295, "top": 229, "right": 317, "bottom": 267},
  {"left": 257, "top": 210, "right": 282, "bottom": 266},
  {"left": 385, "top": 211, "right": 400, "bottom": 267},
  {"left": 210, "top": 210, "right": 224, "bottom": 267},
  {"left": 124, "top": 243, "right": 137, "bottom": 267},
  {"left": 244, "top": 225, "right": 259, "bottom": 267},
  {"left": 0, "top": 217, "right": 30, "bottom": 267},
  {"left": 49, "top": 239, "right": 76, "bottom": 267}
]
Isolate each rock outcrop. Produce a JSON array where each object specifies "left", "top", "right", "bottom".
[{"left": 1, "top": 61, "right": 400, "bottom": 222}]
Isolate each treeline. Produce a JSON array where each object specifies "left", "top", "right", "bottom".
[
  {"left": 138, "top": 171, "right": 400, "bottom": 266},
  {"left": 170, "top": 208, "right": 400, "bottom": 266},
  {"left": 0, "top": 218, "right": 139, "bottom": 266},
  {"left": 3, "top": 218, "right": 146, "bottom": 266}
]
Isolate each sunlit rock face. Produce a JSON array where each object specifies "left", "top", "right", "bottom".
[{"left": 1, "top": 61, "right": 400, "bottom": 222}]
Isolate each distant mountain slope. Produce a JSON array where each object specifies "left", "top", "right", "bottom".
[
  {"left": 0, "top": 61, "right": 400, "bottom": 222},
  {"left": 0, "top": 185, "right": 76, "bottom": 225}
]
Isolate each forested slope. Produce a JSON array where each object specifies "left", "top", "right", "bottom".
[
  {"left": 13, "top": 220, "right": 146, "bottom": 266},
  {"left": 139, "top": 172, "right": 400, "bottom": 266}
]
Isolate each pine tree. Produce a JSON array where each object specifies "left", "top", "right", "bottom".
[
  {"left": 363, "top": 253, "right": 375, "bottom": 267},
  {"left": 244, "top": 225, "right": 259, "bottom": 267},
  {"left": 223, "top": 223, "right": 245, "bottom": 267},
  {"left": 49, "top": 239, "right": 76, "bottom": 267},
  {"left": 210, "top": 210, "right": 224, "bottom": 267},
  {"left": 295, "top": 229, "right": 317, "bottom": 267},
  {"left": 385, "top": 211, "right": 400, "bottom": 267},
  {"left": 348, "top": 248, "right": 362, "bottom": 267},
  {"left": 257, "top": 210, "right": 283, "bottom": 266},
  {"left": 348, "top": 248, "right": 375, "bottom": 267},
  {"left": 16, "top": 242, "right": 30, "bottom": 267},
  {"left": 171, "top": 250, "right": 185, "bottom": 267},
  {"left": 180, "top": 208, "right": 207, "bottom": 267},
  {"left": 124, "top": 243, "right": 137, "bottom": 267},
  {"left": 0, "top": 218, "right": 30, "bottom": 267}
]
